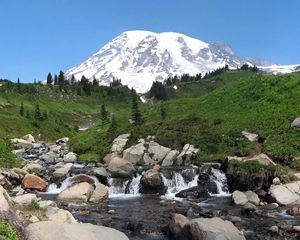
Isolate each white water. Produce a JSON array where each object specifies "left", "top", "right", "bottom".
[
  {"left": 108, "top": 174, "right": 142, "bottom": 198},
  {"left": 46, "top": 174, "right": 99, "bottom": 194},
  {"left": 210, "top": 168, "right": 230, "bottom": 196},
  {"left": 161, "top": 172, "right": 199, "bottom": 199}
]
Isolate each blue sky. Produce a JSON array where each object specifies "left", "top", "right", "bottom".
[{"left": 0, "top": 0, "right": 299, "bottom": 82}]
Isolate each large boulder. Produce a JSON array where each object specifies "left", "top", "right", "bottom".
[
  {"left": 244, "top": 190, "right": 260, "bottom": 205},
  {"left": 10, "top": 138, "right": 34, "bottom": 149},
  {"left": 22, "top": 174, "right": 48, "bottom": 192},
  {"left": 161, "top": 150, "right": 179, "bottom": 167},
  {"left": 107, "top": 157, "right": 136, "bottom": 178},
  {"left": 23, "top": 134, "right": 35, "bottom": 143},
  {"left": 23, "top": 163, "right": 44, "bottom": 173},
  {"left": 57, "top": 182, "right": 93, "bottom": 202},
  {"left": 0, "top": 185, "right": 10, "bottom": 212},
  {"left": 89, "top": 184, "right": 108, "bottom": 203},
  {"left": 53, "top": 163, "right": 73, "bottom": 181},
  {"left": 241, "top": 131, "right": 258, "bottom": 142},
  {"left": 46, "top": 207, "right": 77, "bottom": 224},
  {"left": 12, "top": 194, "right": 38, "bottom": 206},
  {"left": 291, "top": 117, "right": 300, "bottom": 128},
  {"left": 270, "top": 183, "right": 300, "bottom": 205},
  {"left": 176, "top": 144, "right": 199, "bottom": 166},
  {"left": 123, "top": 143, "right": 146, "bottom": 164},
  {"left": 111, "top": 134, "right": 130, "bottom": 153},
  {"left": 147, "top": 141, "right": 171, "bottom": 163},
  {"left": 232, "top": 191, "right": 248, "bottom": 205},
  {"left": 169, "top": 213, "right": 189, "bottom": 236},
  {"left": 26, "top": 221, "right": 129, "bottom": 240},
  {"left": 139, "top": 169, "right": 166, "bottom": 195},
  {"left": 63, "top": 152, "right": 77, "bottom": 162},
  {"left": 185, "top": 217, "right": 245, "bottom": 240}
]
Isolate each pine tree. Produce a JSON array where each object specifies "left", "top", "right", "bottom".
[
  {"left": 26, "top": 110, "right": 31, "bottom": 119},
  {"left": 70, "top": 75, "right": 76, "bottom": 85},
  {"left": 17, "top": 78, "right": 21, "bottom": 92},
  {"left": 34, "top": 103, "right": 43, "bottom": 121},
  {"left": 100, "top": 103, "right": 108, "bottom": 122},
  {"left": 131, "top": 88, "right": 142, "bottom": 124},
  {"left": 54, "top": 75, "right": 58, "bottom": 85},
  {"left": 107, "top": 115, "right": 117, "bottom": 142},
  {"left": 19, "top": 102, "right": 24, "bottom": 116},
  {"left": 43, "top": 111, "right": 48, "bottom": 120},
  {"left": 58, "top": 70, "right": 65, "bottom": 86},
  {"left": 46, "top": 73, "right": 53, "bottom": 85}
]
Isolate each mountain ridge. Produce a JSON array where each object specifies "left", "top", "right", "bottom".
[{"left": 66, "top": 30, "right": 299, "bottom": 92}]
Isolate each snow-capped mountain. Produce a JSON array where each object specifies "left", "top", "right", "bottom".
[{"left": 66, "top": 30, "right": 299, "bottom": 93}]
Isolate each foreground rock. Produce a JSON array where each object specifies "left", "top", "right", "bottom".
[
  {"left": 232, "top": 190, "right": 260, "bottom": 206},
  {"left": 46, "top": 207, "right": 77, "bottom": 224},
  {"left": 107, "top": 157, "right": 136, "bottom": 178},
  {"left": 186, "top": 217, "right": 245, "bottom": 240},
  {"left": 111, "top": 133, "right": 130, "bottom": 153},
  {"left": 22, "top": 174, "right": 48, "bottom": 192},
  {"left": 12, "top": 193, "right": 38, "bottom": 206},
  {"left": 270, "top": 182, "right": 300, "bottom": 205},
  {"left": 169, "top": 213, "right": 189, "bottom": 236},
  {"left": 26, "top": 221, "right": 129, "bottom": 240},
  {"left": 89, "top": 184, "right": 108, "bottom": 203},
  {"left": 139, "top": 169, "right": 166, "bottom": 195},
  {"left": 123, "top": 143, "right": 146, "bottom": 164},
  {"left": 57, "top": 182, "right": 93, "bottom": 202}
]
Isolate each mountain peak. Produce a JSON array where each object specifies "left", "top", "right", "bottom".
[{"left": 66, "top": 31, "right": 290, "bottom": 93}]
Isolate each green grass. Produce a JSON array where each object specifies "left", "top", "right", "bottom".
[
  {"left": 0, "top": 139, "right": 22, "bottom": 168},
  {"left": 0, "top": 222, "right": 19, "bottom": 240}
]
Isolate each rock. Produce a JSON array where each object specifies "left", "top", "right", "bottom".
[
  {"left": 23, "top": 163, "right": 44, "bottom": 173},
  {"left": 161, "top": 150, "right": 179, "bottom": 166},
  {"left": 143, "top": 153, "right": 155, "bottom": 165},
  {"left": 103, "top": 152, "right": 119, "bottom": 164},
  {"left": 169, "top": 213, "right": 189, "bottom": 236},
  {"left": 38, "top": 200, "right": 57, "bottom": 209},
  {"left": 23, "top": 134, "right": 35, "bottom": 143},
  {"left": 22, "top": 174, "right": 48, "bottom": 192},
  {"left": 57, "top": 182, "right": 93, "bottom": 202},
  {"left": 56, "top": 137, "right": 70, "bottom": 144},
  {"left": 10, "top": 138, "right": 34, "bottom": 149},
  {"left": 111, "top": 134, "right": 130, "bottom": 153},
  {"left": 288, "top": 206, "right": 300, "bottom": 216},
  {"left": 243, "top": 202, "right": 256, "bottom": 210},
  {"left": 229, "top": 216, "right": 242, "bottom": 224},
  {"left": 12, "top": 194, "right": 38, "bottom": 206},
  {"left": 232, "top": 191, "right": 248, "bottom": 205},
  {"left": 153, "top": 164, "right": 160, "bottom": 171},
  {"left": 147, "top": 141, "right": 171, "bottom": 163},
  {"left": 107, "top": 157, "right": 136, "bottom": 178},
  {"left": 46, "top": 207, "right": 77, "bottom": 224},
  {"left": 175, "top": 186, "right": 211, "bottom": 199},
  {"left": 176, "top": 144, "right": 199, "bottom": 166},
  {"left": 244, "top": 191, "right": 260, "bottom": 205},
  {"left": 186, "top": 217, "right": 245, "bottom": 240},
  {"left": 269, "top": 225, "right": 279, "bottom": 234},
  {"left": 293, "top": 226, "right": 300, "bottom": 232},
  {"left": 241, "top": 131, "right": 258, "bottom": 142},
  {"left": 29, "top": 215, "right": 40, "bottom": 223},
  {"left": 126, "top": 218, "right": 142, "bottom": 232},
  {"left": 266, "top": 203, "right": 279, "bottom": 209},
  {"left": 26, "top": 221, "right": 129, "bottom": 240},
  {"left": 70, "top": 175, "right": 95, "bottom": 185},
  {"left": 273, "top": 177, "right": 281, "bottom": 185},
  {"left": 181, "top": 167, "right": 198, "bottom": 182},
  {"left": 91, "top": 167, "right": 108, "bottom": 180},
  {"left": 123, "top": 143, "right": 145, "bottom": 164},
  {"left": 0, "top": 185, "right": 10, "bottom": 211},
  {"left": 270, "top": 183, "right": 300, "bottom": 205},
  {"left": 53, "top": 163, "right": 73, "bottom": 181},
  {"left": 291, "top": 117, "right": 300, "bottom": 128},
  {"left": 89, "top": 184, "right": 108, "bottom": 202},
  {"left": 39, "top": 152, "right": 56, "bottom": 163},
  {"left": 63, "top": 152, "right": 77, "bottom": 162},
  {"left": 139, "top": 169, "right": 166, "bottom": 195}
]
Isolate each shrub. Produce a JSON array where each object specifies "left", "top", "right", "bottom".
[{"left": 0, "top": 222, "right": 19, "bottom": 240}]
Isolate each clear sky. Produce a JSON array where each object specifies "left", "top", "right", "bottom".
[{"left": 0, "top": 0, "right": 299, "bottom": 82}]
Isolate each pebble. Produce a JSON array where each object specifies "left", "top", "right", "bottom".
[
  {"left": 268, "top": 225, "right": 279, "bottom": 234},
  {"left": 266, "top": 203, "right": 279, "bottom": 210},
  {"left": 229, "top": 216, "right": 242, "bottom": 224},
  {"left": 292, "top": 226, "right": 300, "bottom": 232},
  {"left": 108, "top": 209, "right": 115, "bottom": 214}
]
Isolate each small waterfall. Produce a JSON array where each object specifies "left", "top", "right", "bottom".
[
  {"left": 210, "top": 168, "right": 230, "bottom": 196},
  {"left": 162, "top": 172, "right": 199, "bottom": 198},
  {"left": 46, "top": 174, "right": 99, "bottom": 194},
  {"left": 108, "top": 174, "right": 142, "bottom": 198}
]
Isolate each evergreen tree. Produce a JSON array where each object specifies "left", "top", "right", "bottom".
[
  {"left": 46, "top": 73, "right": 53, "bottom": 85},
  {"left": 149, "top": 81, "right": 167, "bottom": 100},
  {"left": 17, "top": 78, "right": 21, "bottom": 92},
  {"left": 70, "top": 75, "right": 76, "bottom": 85},
  {"left": 131, "top": 88, "right": 142, "bottom": 124},
  {"left": 100, "top": 103, "right": 108, "bottom": 122},
  {"left": 58, "top": 70, "right": 65, "bottom": 86},
  {"left": 43, "top": 111, "right": 48, "bottom": 120},
  {"left": 107, "top": 115, "right": 117, "bottom": 142},
  {"left": 19, "top": 102, "right": 24, "bottom": 116},
  {"left": 54, "top": 75, "right": 58, "bottom": 85},
  {"left": 34, "top": 103, "right": 43, "bottom": 121},
  {"left": 92, "top": 76, "right": 98, "bottom": 87}
]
